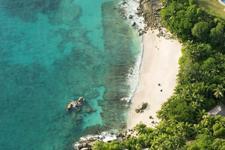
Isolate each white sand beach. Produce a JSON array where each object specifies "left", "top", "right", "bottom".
[{"left": 127, "top": 30, "right": 181, "bottom": 129}]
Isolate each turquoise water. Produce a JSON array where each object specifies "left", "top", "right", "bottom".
[{"left": 0, "top": 0, "right": 141, "bottom": 150}]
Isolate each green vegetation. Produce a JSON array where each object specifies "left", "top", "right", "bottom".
[
  {"left": 94, "top": 0, "right": 225, "bottom": 149},
  {"left": 198, "top": 0, "right": 225, "bottom": 20}
]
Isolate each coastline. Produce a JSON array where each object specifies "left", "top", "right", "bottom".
[
  {"left": 127, "top": 29, "right": 182, "bottom": 129},
  {"left": 74, "top": 29, "right": 182, "bottom": 149},
  {"left": 74, "top": 0, "right": 225, "bottom": 149},
  {"left": 73, "top": 1, "right": 182, "bottom": 148},
  {"left": 218, "top": 0, "right": 225, "bottom": 6}
]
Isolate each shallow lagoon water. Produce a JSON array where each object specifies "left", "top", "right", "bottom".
[{"left": 0, "top": 0, "right": 141, "bottom": 149}]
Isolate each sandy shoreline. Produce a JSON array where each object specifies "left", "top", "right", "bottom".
[{"left": 127, "top": 30, "right": 181, "bottom": 129}]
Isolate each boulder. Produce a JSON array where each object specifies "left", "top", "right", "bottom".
[
  {"left": 132, "top": 22, "right": 136, "bottom": 27},
  {"left": 135, "top": 102, "right": 148, "bottom": 113}
]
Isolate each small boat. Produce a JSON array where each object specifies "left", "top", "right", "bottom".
[{"left": 67, "top": 97, "right": 85, "bottom": 111}]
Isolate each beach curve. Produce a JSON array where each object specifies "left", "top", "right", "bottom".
[{"left": 127, "top": 29, "right": 182, "bottom": 129}]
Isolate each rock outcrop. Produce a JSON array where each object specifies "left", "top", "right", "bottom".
[
  {"left": 74, "top": 131, "right": 120, "bottom": 150},
  {"left": 73, "top": 129, "right": 138, "bottom": 150},
  {"left": 118, "top": 0, "right": 146, "bottom": 36},
  {"left": 67, "top": 97, "right": 85, "bottom": 111},
  {"left": 135, "top": 102, "right": 148, "bottom": 113}
]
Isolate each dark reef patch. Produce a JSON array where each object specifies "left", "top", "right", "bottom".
[
  {"left": 0, "top": 0, "right": 60, "bottom": 22},
  {"left": 0, "top": 0, "right": 81, "bottom": 24}
]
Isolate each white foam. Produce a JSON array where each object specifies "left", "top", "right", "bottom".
[
  {"left": 118, "top": 0, "right": 145, "bottom": 103},
  {"left": 121, "top": 37, "right": 144, "bottom": 103},
  {"left": 119, "top": 0, "right": 146, "bottom": 31},
  {"left": 218, "top": 0, "right": 225, "bottom": 6}
]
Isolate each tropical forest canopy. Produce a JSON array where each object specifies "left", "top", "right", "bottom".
[{"left": 94, "top": 0, "right": 225, "bottom": 149}]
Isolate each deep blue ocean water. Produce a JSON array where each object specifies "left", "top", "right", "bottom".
[{"left": 0, "top": 0, "right": 141, "bottom": 149}]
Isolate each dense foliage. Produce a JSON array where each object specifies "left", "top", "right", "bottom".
[{"left": 94, "top": 0, "right": 225, "bottom": 149}]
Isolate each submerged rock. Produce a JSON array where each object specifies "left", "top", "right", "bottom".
[
  {"left": 84, "top": 107, "right": 96, "bottom": 113},
  {"left": 129, "top": 15, "right": 133, "bottom": 19},
  {"left": 132, "top": 22, "right": 136, "bottom": 27}
]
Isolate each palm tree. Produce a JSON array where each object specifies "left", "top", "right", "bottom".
[{"left": 213, "top": 85, "right": 224, "bottom": 99}]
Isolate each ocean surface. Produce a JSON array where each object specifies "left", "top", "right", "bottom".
[{"left": 0, "top": 0, "right": 141, "bottom": 149}]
